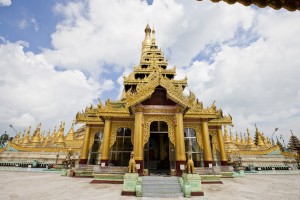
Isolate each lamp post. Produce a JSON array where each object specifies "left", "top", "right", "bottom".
[
  {"left": 55, "top": 144, "right": 60, "bottom": 165},
  {"left": 9, "top": 124, "right": 18, "bottom": 134},
  {"left": 271, "top": 128, "right": 279, "bottom": 146},
  {"left": 280, "top": 134, "right": 286, "bottom": 150}
]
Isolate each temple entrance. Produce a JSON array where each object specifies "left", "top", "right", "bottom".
[{"left": 144, "top": 121, "right": 171, "bottom": 175}]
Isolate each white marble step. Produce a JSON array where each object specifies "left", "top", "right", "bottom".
[{"left": 142, "top": 176, "right": 183, "bottom": 198}]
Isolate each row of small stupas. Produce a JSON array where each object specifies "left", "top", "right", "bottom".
[
  {"left": 9, "top": 121, "right": 84, "bottom": 151},
  {"left": 223, "top": 125, "right": 273, "bottom": 153},
  {"left": 10, "top": 122, "right": 272, "bottom": 151}
]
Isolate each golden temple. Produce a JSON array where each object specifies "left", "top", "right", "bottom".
[{"left": 2, "top": 24, "right": 298, "bottom": 175}]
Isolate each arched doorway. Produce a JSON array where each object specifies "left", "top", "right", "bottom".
[
  {"left": 144, "top": 121, "right": 171, "bottom": 175},
  {"left": 89, "top": 132, "right": 103, "bottom": 164}
]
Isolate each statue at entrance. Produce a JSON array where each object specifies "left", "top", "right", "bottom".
[
  {"left": 128, "top": 151, "right": 137, "bottom": 173},
  {"left": 186, "top": 152, "right": 194, "bottom": 174}
]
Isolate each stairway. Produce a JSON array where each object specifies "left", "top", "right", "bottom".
[{"left": 142, "top": 176, "right": 183, "bottom": 198}]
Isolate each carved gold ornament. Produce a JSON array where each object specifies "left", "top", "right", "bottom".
[{"left": 143, "top": 115, "right": 175, "bottom": 146}]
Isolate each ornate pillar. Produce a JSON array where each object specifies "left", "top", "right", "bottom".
[
  {"left": 79, "top": 125, "right": 91, "bottom": 164},
  {"left": 217, "top": 127, "right": 228, "bottom": 165},
  {"left": 175, "top": 112, "right": 186, "bottom": 176},
  {"left": 201, "top": 121, "right": 213, "bottom": 167},
  {"left": 134, "top": 110, "right": 144, "bottom": 175},
  {"left": 100, "top": 118, "right": 111, "bottom": 166}
]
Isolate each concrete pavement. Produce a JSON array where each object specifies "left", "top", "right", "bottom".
[{"left": 0, "top": 170, "right": 299, "bottom": 200}]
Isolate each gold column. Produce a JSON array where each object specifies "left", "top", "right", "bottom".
[
  {"left": 201, "top": 121, "right": 213, "bottom": 167},
  {"left": 217, "top": 127, "right": 228, "bottom": 165},
  {"left": 160, "top": 134, "right": 164, "bottom": 160},
  {"left": 175, "top": 112, "right": 186, "bottom": 176},
  {"left": 134, "top": 112, "right": 143, "bottom": 160},
  {"left": 100, "top": 119, "right": 111, "bottom": 164},
  {"left": 134, "top": 110, "right": 144, "bottom": 175},
  {"left": 79, "top": 125, "right": 91, "bottom": 164}
]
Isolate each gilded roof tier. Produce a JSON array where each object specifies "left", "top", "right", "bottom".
[
  {"left": 75, "top": 24, "right": 232, "bottom": 125},
  {"left": 205, "top": 0, "right": 299, "bottom": 11}
]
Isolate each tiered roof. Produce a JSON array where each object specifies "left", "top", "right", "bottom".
[
  {"left": 76, "top": 24, "right": 232, "bottom": 125},
  {"left": 203, "top": 0, "right": 299, "bottom": 11}
]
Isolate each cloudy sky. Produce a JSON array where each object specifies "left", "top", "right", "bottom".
[{"left": 0, "top": 0, "right": 299, "bottom": 144}]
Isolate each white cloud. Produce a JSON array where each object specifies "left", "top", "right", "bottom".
[
  {"left": 1, "top": 0, "right": 299, "bottom": 142},
  {"left": 40, "top": 0, "right": 299, "bottom": 140},
  {"left": 0, "top": 40, "right": 100, "bottom": 134},
  {"left": 18, "top": 18, "right": 39, "bottom": 31},
  {"left": 31, "top": 18, "right": 39, "bottom": 31},
  {"left": 179, "top": 8, "right": 300, "bottom": 139},
  {"left": 18, "top": 19, "right": 28, "bottom": 30},
  {"left": 0, "top": 0, "right": 11, "bottom": 6},
  {"left": 42, "top": 0, "right": 185, "bottom": 78}
]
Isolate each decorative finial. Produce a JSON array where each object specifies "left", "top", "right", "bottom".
[{"left": 151, "top": 25, "right": 156, "bottom": 46}]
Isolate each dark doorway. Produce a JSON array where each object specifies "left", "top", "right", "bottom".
[{"left": 144, "top": 121, "right": 170, "bottom": 175}]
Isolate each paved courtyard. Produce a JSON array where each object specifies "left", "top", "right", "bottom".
[{"left": 0, "top": 170, "right": 299, "bottom": 200}]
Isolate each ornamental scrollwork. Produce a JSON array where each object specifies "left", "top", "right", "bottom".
[
  {"left": 89, "top": 127, "right": 104, "bottom": 149},
  {"left": 125, "top": 72, "right": 196, "bottom": 108},
  {"left": 110, "top": 122, "right": 135, "bottom": 148},
  {"left": 184, "top": 123, "right": 203, "bottom": 149},
  {"left": 211, "top": 130, "right": 220, "bottom": 151},
  {"left": 143, "top": 115, "right": 175, "bottom": 146}
]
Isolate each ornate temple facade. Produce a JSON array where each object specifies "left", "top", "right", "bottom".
[
  {"left": 1, "top": 24, "right": 298, "bottom": 174},
  {"left": 75, "top": 24, "right": 233, "bottom": 176}
]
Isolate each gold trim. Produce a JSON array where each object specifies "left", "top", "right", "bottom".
[
  {"left": 110, "top": 122, "right": 135, "bottom": 148},
  {"left": 143, "top": 115, "right": 175, "bottom": 146},
  {"left": 7, "top": 141, "right": 81, "bottom": 153},
  {"left": 184, "top": 123, "right": 203, "bottom": 149}
]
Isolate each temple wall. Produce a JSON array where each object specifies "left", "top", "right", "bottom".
[
  {"left": 232, "top": 154, "right": 297, "bottom": 167},
  {"left": 0, "top": 151, "right": 79, "bottom": 164}
]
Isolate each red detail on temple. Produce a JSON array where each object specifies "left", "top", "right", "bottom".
[
  {"left": 221, "top": 161, "right": 228, "bottom": 166},
  {"left": 141, "top": 87, "right": 176, "bottom": 106},
  {"left": 135, "top": 160, "right": 144, "bottom": 176},
  {"left": 191, "top": 192, "right": 204, "bottom": 196},
  {"left": 100, "top": 159, "right": 109, "bottom": 166},
  {"left": 204, "top": 160, "right": 213, "bottom": 167},
  {"left": 176, "top": 161, "right": 186, "bottom": 176},
  {"left": 79, "top": 159, "right": 88, "bottom": 164}
]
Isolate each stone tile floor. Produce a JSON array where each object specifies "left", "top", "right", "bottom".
[{"left": 0, "top": 170, "right": 299, "bottom": 200}]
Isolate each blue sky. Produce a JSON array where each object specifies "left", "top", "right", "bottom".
[
  {"left": 0, "top": 0, "right": 300, "bottom": 144},
  {"left": 0, "top": 0, "right": 64, "bottom": 53}
]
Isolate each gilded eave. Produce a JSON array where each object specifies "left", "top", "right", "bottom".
[
  {"left": 231, "top": 145, "right": 298, "bottom": 158},
  {"left": 133, "top": 66, "right": 176, "bottom": 75},
  {"left": 7, "top": 141, "right": 81, "bottom": 153},
  {"left": 76, "top": 106, "right": 103, "bottom": 125},
  {"left": 208, "top": 114, "right": 233, "bottom": 126},
  {"left": 207, "top": 0, "right": 300, "bottom": 12},
  {"left": 97, "top": 99, "right": 131, "bottom": 118},
  {"left": 125, "top": 71, "right": 196, "bottom": 109}
]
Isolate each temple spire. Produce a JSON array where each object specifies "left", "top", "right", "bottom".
[
  {"left": 229, "top": 128, "right": 234, "bottom": 141},
  {"left": 240, "top": 132, "right": 245, "bottom": 144},
  {"left": 66, "top": 120, "right": 75, "bottom": 141},
  {"left": 223, "top": 126, "right": 230, "bottom": 142},
  {"left": 142, "top": 23, "right": 151, "bottom": 53},
  {"left": 245, "top": 128, "right": 256, "bottom": 150},
  {"left": 151, "top": 25, "right": 156, "bottom": 47}
]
